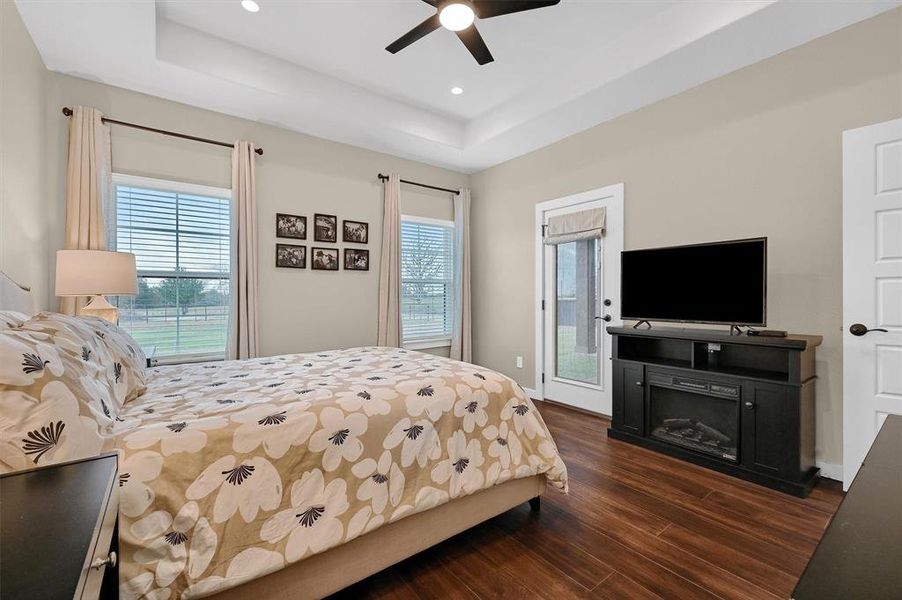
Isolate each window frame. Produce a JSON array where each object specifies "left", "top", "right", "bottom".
[
  {"left": 400, "top": 215, "right": 456, "bottom": 350},
  {"left": 111, "top": 173, "right": 232, "bottom": 364}
]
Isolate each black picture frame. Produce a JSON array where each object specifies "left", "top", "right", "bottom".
[
  {"left": 275, "top": 244, "right": 306, "bottom": 269},
  {"left": 311, "top": 247, "right": 339, "bottom": 271},
  {"left": 344, "top": 248, "right": 369, "bottom": 271},
  {"left": 276, "top": 213, "right": 306, "bottom": 240},
  {"left": 314, "top": 213, "right": 338, "bottom": 243},
  {"left": 342, "top": 220, "right": 369, "bottom": 244}
]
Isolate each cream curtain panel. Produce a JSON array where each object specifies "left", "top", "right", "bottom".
[
  {"left": 544, "top": 207, "right": 606, "bottom": 245},
  {"left": 377, "top": 173, "right": 402, "bottom": 347},
  {"left": 227, "top": 141, "right": 260, "bottom": 360},
  {"left": 450, "top": 188, "right": 472, "bottom": 363},
  {"left": 61, "top": 106, "right": 112, "bottom": 315}
]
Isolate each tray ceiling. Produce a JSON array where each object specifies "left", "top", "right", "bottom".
[{"left": 16, "top": 0, "right": 899, "bottom": 172}]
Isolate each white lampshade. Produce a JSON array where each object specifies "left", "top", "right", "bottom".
[{"left": 55, "top": 250, "right": 138, "bottom": 296}]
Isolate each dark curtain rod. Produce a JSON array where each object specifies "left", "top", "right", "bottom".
[
  {"left": 378, "top": 173, "right": 459, "bottom": 195},
  {"left": 61, "top": 107, "right": 263, "bottom": 156}
]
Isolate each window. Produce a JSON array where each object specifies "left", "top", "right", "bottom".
[
  {"left": 112, "top": 174, "right": 231, "bottom": 362},
  {"left": 401, "top": 217, "right": 455, "bottom": 346}
]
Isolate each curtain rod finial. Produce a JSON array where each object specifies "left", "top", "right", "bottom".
[{"left": 61, "top": 107, "right": 73, "bottom": 117}]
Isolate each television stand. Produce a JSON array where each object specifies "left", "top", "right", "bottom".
[
  {"left": 606, "top": 326, "right": 822, "bottom": 497},
  {"left": 632, "top": 320, "right": 652, "bottom": 329}
]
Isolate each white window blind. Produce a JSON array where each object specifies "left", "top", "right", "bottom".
[
  {"left": 401, "top": 218, "right": 455, "bottom": 343},
  {"left": 112, "top": 175, "right": 231, "bottom": 361}
]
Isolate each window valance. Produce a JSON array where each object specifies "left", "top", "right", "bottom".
[{"left": 544, "top": 207, "right": 606, "bottom": 245}]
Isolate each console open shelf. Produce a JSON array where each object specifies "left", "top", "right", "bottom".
[
  {"left": 691, "top": 363, "right": 791, "bottom": 384},
  {"left": 618, "top": 336, "right": 694, "bottom": 369}
]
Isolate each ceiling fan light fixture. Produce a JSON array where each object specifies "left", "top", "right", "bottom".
[
  {"left": 386, "top": 0, "right": 560, "bottom": 65},
  {"left": 439, "top": 2, "right": 475, "bottom": 32},
  {"left": 241, "top": 0, "right": 260, "bottom": 13}
]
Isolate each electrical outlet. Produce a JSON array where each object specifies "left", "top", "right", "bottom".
[{"left": 516, "top": 356, "right": 523, "bottom": 369}]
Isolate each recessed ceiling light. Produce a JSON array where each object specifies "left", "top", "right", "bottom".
[
  {"left": 439, "top": 2, "right": 475, "bottom": 32},
  {"left": 241, "top": 0, "right": 260, "bottom": 13},
  {"left": 451, "top": 87, "right": 464, "bottom": 95}
]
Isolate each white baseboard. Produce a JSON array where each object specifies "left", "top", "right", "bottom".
[
  {"left": 816, "top": 461, "right": 842, "bottom": 482},
  {"left": 523, "top": 387, "right": 539, "bottom": 400}
]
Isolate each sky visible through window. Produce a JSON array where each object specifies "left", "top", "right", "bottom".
[{"left": 113, "top": 182, "right": 231, "bottom": 359}]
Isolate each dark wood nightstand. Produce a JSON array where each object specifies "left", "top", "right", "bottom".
[
  {"left": 143, "top": 345, "right": 157, "bottom": 367},
  {"left": 1, "top": 453, "right": 119, "bottom": 600}
]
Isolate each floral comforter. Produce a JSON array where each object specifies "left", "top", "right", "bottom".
[{"left": 112, "top": 347, "right": 568, "bottom": 599}]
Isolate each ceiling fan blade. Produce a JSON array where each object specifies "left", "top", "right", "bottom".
[
  {"left": 420, "top": 0, "right": 440, "bottom": 5},
  {"left": 386, "top": 14, "right": 441, "bottom": 54},
  {"left": 456, "top": 25, "right": 494, "bottom": 65},
  {"left": 473, "top": 0, "right": 560, "bottom": 19}
]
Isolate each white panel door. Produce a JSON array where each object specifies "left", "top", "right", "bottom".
[{"left": 843, "top": 118, "right": 902, "bottom": 490}]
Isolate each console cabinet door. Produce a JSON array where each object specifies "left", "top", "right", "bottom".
[
  {"left": 741, "top": 382, "right": 796, "bottom": 477},
  {"left": 613, "top": 362, "right": 644, "bottom": 435}
]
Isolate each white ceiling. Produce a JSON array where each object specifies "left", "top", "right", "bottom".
[{"left": 17, "top": 0, "right": 900, "bottom": 173}]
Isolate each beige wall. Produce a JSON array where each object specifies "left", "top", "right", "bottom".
[
  {"left": 470, "top": 8, "right": 902, "bottom": 468},
  {"left": 0, "top": 1, "right": 50, "bottom": 309},
  {"left": 40, "top": 74, "right": 464, "bottom": 357}
]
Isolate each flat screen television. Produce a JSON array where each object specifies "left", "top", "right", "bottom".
[{"left": 620, "top": 237, "right": 767, "bottom": 326}]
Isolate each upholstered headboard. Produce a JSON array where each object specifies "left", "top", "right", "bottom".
[{"left": 0, "top": 271, "right": 35, "bottom": 315}]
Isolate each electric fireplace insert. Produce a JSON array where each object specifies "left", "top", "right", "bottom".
[{"left": 647, "top": 372, "right": 740, "bottom": 462}]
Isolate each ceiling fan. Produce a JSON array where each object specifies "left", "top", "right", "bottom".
[{"left": 386, "top": 0, "right": 561, "bottom": 65}]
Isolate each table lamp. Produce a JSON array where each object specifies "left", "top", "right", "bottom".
[{"left": 55, "top": 250, "right": 137, "bottom": 323}]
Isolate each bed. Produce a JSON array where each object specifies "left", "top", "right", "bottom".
[{"left": 0, "top": 273, "right": 568, "bottom": 599}]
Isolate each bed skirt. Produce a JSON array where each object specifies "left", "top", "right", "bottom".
[{"left": 211, "top": 475, "right": 547, "bottom": 599}]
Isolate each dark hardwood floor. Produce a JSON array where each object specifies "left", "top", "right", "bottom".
[{"left": 331, "top": 401, "right": 843, "bottom": 599}]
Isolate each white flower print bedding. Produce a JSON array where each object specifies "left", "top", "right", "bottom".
[
  {"left": 112, "top": 347, "right": 567, "bottom": 599},
  {"left": 23, "top": 312, "right": 147, "bottom": 405},
  {"left": 0, "top": 322, "right": 121, "bottom": 471},
  {"left": 0, "top": 310, "right": 29, "bottom": 329}
]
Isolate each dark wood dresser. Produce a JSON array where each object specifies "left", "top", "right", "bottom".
[
  {"left": 793, "top": 415, "right": 902, "bottom": 599},
  {"left": 1, "top": 453, "right": 119, "bottom": 599}
]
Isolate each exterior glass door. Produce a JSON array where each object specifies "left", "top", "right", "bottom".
[
  {"left": 555, "top": 238, "right": 601, "bottom": 385},
  {"left": 539, "top": 186, "right": 622, "bottom": 415}
]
